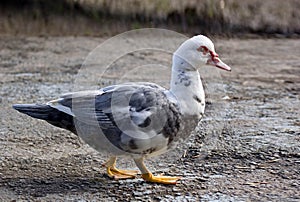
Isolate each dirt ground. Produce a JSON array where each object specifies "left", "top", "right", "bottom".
[{"left": 0, "top": 36, "right": 299, "bottom": 201}]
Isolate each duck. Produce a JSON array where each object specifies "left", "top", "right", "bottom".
[{"left": 13, "top": 35, "right": 231, "bottom": 184}]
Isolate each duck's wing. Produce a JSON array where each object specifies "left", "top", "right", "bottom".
[{"left": 48, "top": 83, "right": 182, "bottom": 154}]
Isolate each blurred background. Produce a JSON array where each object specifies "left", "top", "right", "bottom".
[{"left": 1, "top": 0, "right": 300, "bottom": 37}]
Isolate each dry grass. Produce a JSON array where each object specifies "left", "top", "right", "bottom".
[{"left": 0, "top": 0, "right": 299, "bottom": 36}]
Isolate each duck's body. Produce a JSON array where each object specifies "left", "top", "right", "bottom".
[
  {"left": 13, "top": 81, "right": 201, "bottom": 158},
  {"left": 13, "top": 35, "right": 231, "bottom": 184}
]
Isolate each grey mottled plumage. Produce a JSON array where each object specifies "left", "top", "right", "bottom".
[{"left": 13, "top": 83, "right": 186, "bottom": 157}]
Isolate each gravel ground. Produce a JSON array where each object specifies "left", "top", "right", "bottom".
[{"left": 0, "top": 36, "right": 299, "bottom": 201}]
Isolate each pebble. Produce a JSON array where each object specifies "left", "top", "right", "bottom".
[
  {"left": 133, "top": 191, "right": 143, "bottom": 196},
  {"left": 143, "top": 190, "right": 152, "bottom": 195}
]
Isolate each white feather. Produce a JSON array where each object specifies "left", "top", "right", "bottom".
[{"left": 47, "top": 98, "right": 75, "bottom": 116}]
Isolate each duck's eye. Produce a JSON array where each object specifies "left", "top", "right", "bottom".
[{"left": 197, "top": 46, "right": 208, "bottom": 55}]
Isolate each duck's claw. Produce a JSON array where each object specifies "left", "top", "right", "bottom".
[
  {"left": 106, "top": 167, "right": 138, "bottom": 179},
  {"left": 141, "top": 173, "right": 180, "bottom": 184},
  {"left": 103, "top": 156, "right": 138, "bottom": 179}
]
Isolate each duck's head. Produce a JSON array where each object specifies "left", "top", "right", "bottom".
[{"left": 173, "top": 35, "right": 231, "bottom": 71}]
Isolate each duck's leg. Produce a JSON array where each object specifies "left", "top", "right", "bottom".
[
  {"left": 134, "top": 157, "right": 180, "bottom": 184},
  {"left": 103, "top": 156, "right": 138, "bottom": 179}
]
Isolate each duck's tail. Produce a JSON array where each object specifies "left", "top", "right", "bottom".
[
  {"left": 13, "top": 104, "right": 54, "bottom": 120},
  {"left": 12, "top": 104, "right": 76, "bottom": 134}
]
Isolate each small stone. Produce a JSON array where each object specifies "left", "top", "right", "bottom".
[
  {"left": 133, "top": 191, "right": 143, "bottom": 196},
  {"left": 291, "top": 183, "right": 298, "bottom": 187},
  {"left": 143, "top": 190, "right": 152, "bottom": 195},
  {"left": 222, "top": 95, "right": 231, "bottom": 100},
  {"left": 172, "top": 187, "right": 181, "bottom": 192}
]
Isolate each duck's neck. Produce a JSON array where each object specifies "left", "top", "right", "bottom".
[{"left": 170, "top": 56, "right": 205, "bottom": 117}]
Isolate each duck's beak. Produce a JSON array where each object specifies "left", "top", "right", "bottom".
[{"left": 207, "top": 57, "right": 231, "bottom": 71}]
